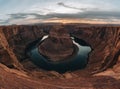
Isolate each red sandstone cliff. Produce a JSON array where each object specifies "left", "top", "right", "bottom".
[{"left": 0, "top": 24, "right": 119, "bottom": 89}]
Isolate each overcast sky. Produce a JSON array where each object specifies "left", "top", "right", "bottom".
[{"left": 0, "top": 0, "right": 120, "bottom": 25}]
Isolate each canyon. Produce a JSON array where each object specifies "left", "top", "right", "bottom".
[{"left": 0, "top": 23, "right": 120, "bottom": 89}]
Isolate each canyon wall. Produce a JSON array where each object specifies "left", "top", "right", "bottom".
[
  {"left": 0, "top": 24, "right": 119, "bottom": 73},
  {"left": 0, "top": 24, "right": 120, "bottom": 88}
]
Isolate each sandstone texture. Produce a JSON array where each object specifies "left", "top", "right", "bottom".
[
  {"left": 39, "top": 27, "right": 74, "bottom": 61},
  {"left": 0, "top": 24, "right": 119, "bottom": 89}
]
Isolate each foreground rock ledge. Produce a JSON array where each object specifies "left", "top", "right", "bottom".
[{"left": 0, "top": 63, "right": 120, "bottom": 89}]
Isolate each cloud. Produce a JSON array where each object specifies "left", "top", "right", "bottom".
[
  {"left": 1, "top": 10, "right": 120, "bottom": 25},
  {"left": 40, "top": 11, "right": 120, "bottom": 20},
  {"left": 0, "top": 19, "right": 9, "bottom": 25},
  {"left": 57, "top": 2, "right": 100, "bottom": 11},
  {"left": 57, "top": 2, "right": 87, "bottom": 11}
]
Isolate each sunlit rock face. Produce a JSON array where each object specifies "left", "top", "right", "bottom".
[{"left": 39, "top": 28, "right": 74, "bottom": 61}]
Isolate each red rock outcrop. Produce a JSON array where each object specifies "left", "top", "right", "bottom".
[{"left": 39, "top": 27, "right": 74, "bottom": 61}]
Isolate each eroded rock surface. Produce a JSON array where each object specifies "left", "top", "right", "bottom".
[
  {"left": 0, "top": 24, "right": 120, "bottom": 89},
  {"left": 39, "top": 27, "right": 74, "bottom": 61},
  {"left": 0, "top": 63, "right": 120, "bottom": 89}
]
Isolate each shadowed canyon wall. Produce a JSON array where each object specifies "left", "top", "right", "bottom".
[
  {"left": 0, "top": 24, "right": 120, "bottom": 89},
  {"left": 0, "top": 24, "right": 120, "bottom": 73}
]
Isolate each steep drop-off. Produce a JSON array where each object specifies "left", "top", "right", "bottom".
[{"left": 0, "top": 24, "right": 120, "bottom": 89}]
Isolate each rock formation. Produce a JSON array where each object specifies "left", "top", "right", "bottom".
[
  {"left": 0, "top": 24, "right": 120, "bottom": 89},
  {"left": 39, "top": 26, "right": 74, "bottom": 61}
]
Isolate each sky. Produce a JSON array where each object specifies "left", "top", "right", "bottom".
[{"left": 0, "top": 0, "right": 120, "bottom": 25}]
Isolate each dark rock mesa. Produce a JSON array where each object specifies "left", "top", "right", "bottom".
[{"left": 39, "top": 26, "right": 74, "bottom": 61}]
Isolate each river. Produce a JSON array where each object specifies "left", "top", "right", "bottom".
[{"left": 26, "top": 36, "right": 91, "bottom": 73}]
